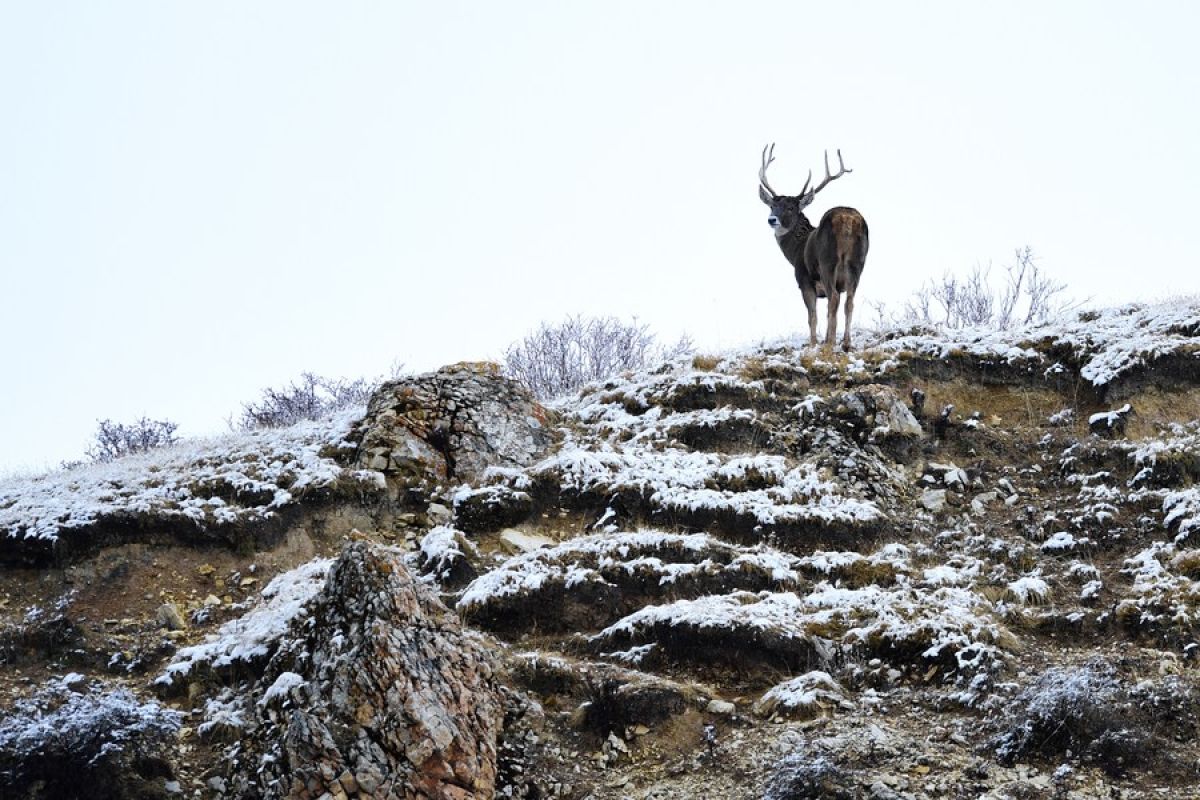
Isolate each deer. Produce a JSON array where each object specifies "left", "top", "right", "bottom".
[{"left": 758, "top": 144, "right": 869, "bottom": 351}]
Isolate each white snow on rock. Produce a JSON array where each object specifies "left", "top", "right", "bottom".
[
  {"left": 1164, "top": 488, "right": 1200, "bottom": 543},
  {"left": 518, "top": 444, "right": 881, "bottom": 528},
  {"left": 156, "top": 557, "right": 333, "bottom": 687},
  {"left": 754, "top": 670, "right": 853, "bottom": 718},
  {"left": 1041, "top": 532, "right": 1077, "bottom": 553},
  {"left": 259, "top": 671, "right": 307, "bottom": 708},
  {"left": 1127, "top": 423, "right": 1200, "bottom": 471},
  {"left": 457, "top": 531, "right": 801, "bottom": 617},
  {"left": 566, "top": 367, "right": 766, "bottom": 417},
  {"left": 1115, "top": 542, "right": 1200, "bottom": 629},
  {"left": 593, "top": 582, "right": 1008, "bottom": 673},
  {"left": 922, "top": 557, "right": 983, "bottom": 587},
  {"left": 795, "top": 544, "right": 912, "bottom": 584},
  {"left": 0, "top": 407, "right": 381, "bottom": 543},
  {"left": 197, "top": 691, "right": 247, "bottom": 740},
  {"left": 418, "top": 525, "right": 478, "bottom": 582},
  {"left": 1004, "top": 575, "right": 1050, "bottom": 605},
  {"left": 869, "top": 299, "right": 1200, "bottom": 387}
]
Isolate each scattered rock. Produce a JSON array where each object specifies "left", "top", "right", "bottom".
[
  {"left": 155, "top": 603, "right": 187, "bottom": 631},
  {"left": 416, "top": 525, "right": 479, "bottom": 588},
  {"left": 910, "top": 387, "right": 926, "bottom": 420},
  {"left": 922, "top": 489, "right": 947, "bottom": 513},
  {"left": 934, "top": 404, "right": 955, "bottom": 439},
  {"left": 454, "top": 484, "right": 535, "bottom": 534},
  {"left": 705, "top": 699, "right": 736, "bottom": 716},
  {"left": 426, "top": 501, "right": 454, "bottom": 526},
  {"left": 499, "top": 528, "right": 556, "bottom": 554}
]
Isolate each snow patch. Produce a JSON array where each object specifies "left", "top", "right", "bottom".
[{"left": 156, "top": 557, "right": 332, "bottom": 686}]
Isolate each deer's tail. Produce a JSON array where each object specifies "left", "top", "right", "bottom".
[
  {"left": 828, "top": 210, "right": 867, "bottom": 291},
  {"left": 834, "top": 214, "right": 865, "bottom": 269}
]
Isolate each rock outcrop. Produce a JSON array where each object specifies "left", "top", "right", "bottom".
[
  {"left": 355, "top": 363, "right": 554, "bottom": 486},
  {"left": 174, "top": 542, "right": 507, "bottom": 799}
]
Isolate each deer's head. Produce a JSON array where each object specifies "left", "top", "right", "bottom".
[{"left": 757, "top": 144, "right": 853, "bottom": 237}]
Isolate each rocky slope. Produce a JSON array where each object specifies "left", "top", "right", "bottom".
[{"left": 3, "top": 302, "right": 1200, "bottom": 799}]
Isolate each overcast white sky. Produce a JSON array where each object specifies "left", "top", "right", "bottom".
[{"left": 2, "top": 1, "right": 1198, "bottom": 472}]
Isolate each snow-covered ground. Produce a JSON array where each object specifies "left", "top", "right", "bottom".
[
  {"left": 6, "top": 299, "right": 1200, "bottom": 798},
  {"left": 0, "top": 407, "right": 383, "bottom": 544},
  {"left": 866, "top": 299, "right": 1200, "bottom": 386}
]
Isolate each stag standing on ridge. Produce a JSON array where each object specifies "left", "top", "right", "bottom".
[{"left": 758, "top": 144, "right": 869, "bottom": 351}]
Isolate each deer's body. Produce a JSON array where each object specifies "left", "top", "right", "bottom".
[{"left": 759, "top": 146, "right": 869, "bottom": 351}]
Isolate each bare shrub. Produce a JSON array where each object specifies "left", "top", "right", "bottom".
[
  {"left": 990, "top": 660, "right": 1147, "bottom": 773},
  {"left": 504, "top": 315, "right": 693, "bottom": 400},
  {"left": 882, "top": 247, "right": 1077, "bottom": 331},
  {"left": 0, "top": 593, "right": 82, "bottom": 665},
  {"left": 763, "top": 748, "right": 852, "bottom": 800},
  {"left": 0, "top": 679, "right": 181, "bottom": 799},
  {"left": 235, "top": 372, "right": 377, "bottom": 429},
  {"left": 86, "top": 417, "right": 179, "bottom": 463}
]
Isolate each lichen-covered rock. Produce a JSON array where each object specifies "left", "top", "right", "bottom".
[
  {"left": 355, "top": 363, "right": 554, "bottom": 485},
  {"left": 832, "top": 384, "right": 924, "bottom": 462},
  {"left": 507, "top": 652, "right": 699, "bottom": 731},
  {"left": 201, "top": 542, "right": 507, "bottom": 799}
]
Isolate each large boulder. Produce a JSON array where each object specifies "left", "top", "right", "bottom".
[
  {"left": 356, "top": 363, "right": 554, "bottom": 484},
  {"left": 201, "top": 542, "right": 508, "bottom": 799}
]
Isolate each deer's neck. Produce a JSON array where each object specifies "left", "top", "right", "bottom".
[{"left": 776, "top": 216, "right": 814, "bottom": 267}]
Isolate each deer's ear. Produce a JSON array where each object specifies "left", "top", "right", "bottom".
[{"left": 758, "top": 185, "right": 773, "bottom": 205}]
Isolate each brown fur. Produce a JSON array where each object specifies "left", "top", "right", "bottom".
[
  {"left": 828, "top": 211, "right": 862, "bottom": 292},
  {"left": 802, "top": 206, "right": 869, "bottom": 350}
]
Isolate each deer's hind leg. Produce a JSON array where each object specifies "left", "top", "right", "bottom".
[
  {"left": 800, "top": 282, "right": 819, "bottom": 346},
  {"left": 841, "top": 285, "right": 856, "bottom": 352},
  {"left": 824, "top": 287, "right": 841, "bottom": 349}
]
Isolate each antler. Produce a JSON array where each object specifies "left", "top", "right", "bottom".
[
  {"left": 758, "top": 143, "right": 778, "bottom": 198},
  {"left": 798, "top": 149, "right": 852, "bottom": 208}
]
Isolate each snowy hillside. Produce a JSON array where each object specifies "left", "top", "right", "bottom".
[
  {"left": 3, "top": 303, "right": 1200, "bottom": 798},
  {"left": 0, "top": 407, "right": 383, "bottom": 561}
]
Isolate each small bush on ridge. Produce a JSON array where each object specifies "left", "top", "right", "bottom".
[
  {"left": 504, "top": 315, "right": 693, "bottom": 400},
  {"left": 86, "top": 417, "right": 179, "bottom": 463},
  {"left": 876, "top": 247, "right": 1078, "bottom": 332},
  {"left": 234, "top": 371, "right": 377, "bottom": 429},
  {"left": 991, "top": 660, "right": 1146, "bottom": 774}
]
